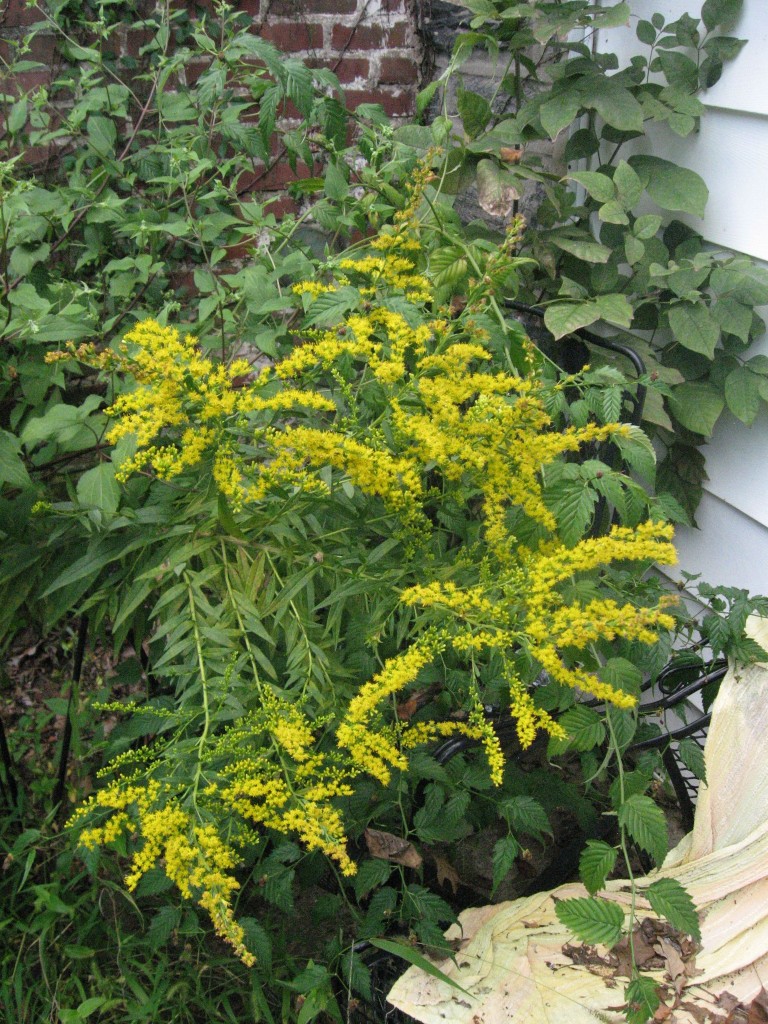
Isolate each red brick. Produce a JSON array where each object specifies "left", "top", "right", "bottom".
[
  {"left": 262, "top": 192, "right": 300, "bottom": 218},
  {"left": 123, "top": 27, "right": 155, "bottom": 58},
  {"left": 345, "top": 88, "right": 414, "bottom": 117},
  {"left": 259, "top": 21, "right": 323, "bottom": 52},
  {"left": 1, "top": 0, "right": 46, "bottom": 26},
  {"left": 378, "top": 55, "right": 418, "bottom": 85},
  {"left": 331, "top": 21, "right": 408, "bottom": 50},
  {"left": 269, "top": 0, "right": 357, "bottom": 14},
  {"left": 307, "top": 55, "right": 370, "bottom": 84},
  {"left": 13, "top": 68, "right": 52, "bottom": 93},
  {"left": 184, "top": 58, "right": 212, "bottom": 86}
]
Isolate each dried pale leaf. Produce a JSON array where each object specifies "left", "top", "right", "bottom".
[
  {"left": 433, "top": 855, "right": 461, "bottom": 895},
  {"left": 364, "top": 828, "right": 423, "bottom": 869}
]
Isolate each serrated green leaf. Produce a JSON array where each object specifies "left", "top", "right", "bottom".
[
  {"left": 550, "top": 705, "right": 606, "bottom": 754},
  {"left": 677, "top": 737, "right": 707, "bottom": 784},
  {"left": 492, "top": 834, "right": 520, "bottom": 895},
  {"left": 555, "top": 896, "right": 625, "bottom": 947},
  {"left": 579, "top": 840, "right": 618, "bottom": 895},
  {"left": 0, "top": 430, "right": 32, "bottom": 490},
  {"left": 613, "top": 424, "right": 656, "bottom": 481},
  {"left": 500, "top": 795, "right": 552, "bottom": 837},
  {"left": 600, "top": 658, "right": 643, "bottom": 698},
  {"left": 646, "top": 877, "right": 701, "bottom": 940},
  {"left": 546, "top": 477, "right": 598, "bottom": 546},
  {"left": 625, "top": 975, "right": 661, "bottom": 1024},
  {"left": 76, "top": 463, "right": 121, "bottom": 515},
  {"left": 618, "top": 794, "right": 668, "bottom": 864},
  {"left": 353, "top": 859, "right": 393, "bottom": 900}
]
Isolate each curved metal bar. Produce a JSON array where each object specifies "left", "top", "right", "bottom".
[
  {"left": 628, "top": 712, "right": 711, "bottom": 752},
  {"left": 640, "top": 663, "right": 727, "bottom": 713}
]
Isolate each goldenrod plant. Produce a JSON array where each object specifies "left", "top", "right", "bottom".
[{"left": 56, "top": 171, "right": 680, "bottom": 983}]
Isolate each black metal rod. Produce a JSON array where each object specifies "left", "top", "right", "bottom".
[
  {"left": 52, "top": 615, "right": 89, "bottom": 813},
  {"left": 0, "top": 710, "right": 18, "bottom": 808}
]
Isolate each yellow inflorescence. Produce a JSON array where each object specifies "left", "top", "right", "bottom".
[{"left": 72, "top": 161, "right": 682, "bottom": 966}]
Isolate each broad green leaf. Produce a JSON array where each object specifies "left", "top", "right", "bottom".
[
  {"left": 368, "top": 939, "right": 474, "bottom": 998},
  {"left": 76, "top": 463, "right": 121, "bottom": 515},
  {"left": 613, "top": 160, "right": 644, "bottom": 209},
  {"left": 595, "top": 293, "right": 633, "bottom": 328},
  {"left": 712, "top": 298, "right": 753, "bottom": 342},
  {"left": 492, "top": 834, "right": 520, "bottom": 895},
  {"left": 598, "top": 200, "right": 630, "bottom": 225},
  {"left": 0, "top": 430, "right": 32, "bottom": 490},
  {"left": 725, "top": 366, "right": 761, "bottom": 425},
  {"left": 457, "top": 88, "right": 492, "bottom": 139},
  {"left": 633, "top": 214, "right": 663, "bottom": 240},
  {"left": 579, "top": 840, "right": 618, "bottom": 895},
  {"left": 555, "top": 896, "right": 625, "bottom": 947},
  {"left": 568, "top": 171, "right": 615, "bottom": 204},
  {"left": 677, "top": 737, "right": 707, "bottom": 784},
  {"left": 551, "top": 237, "right": 612, "bottom": 264},
  {"left": 544, "top": 301, "right": 600, "bottom": 339},
  {"left": 592, "top": 2, "right": 630, "bottom": 29},
  {"left": 636, "top": 19, "right": 657, "bottom": 44},
  {"left": 668, "top": 383, "right": 724, "bottom": 436},
  {"left": 416, "top": 80, "right": 439, "bottom": 117},
  {"left": 86, "top": 115, "right": 117, "bottom": 156},
  {"left": 579, "top": 77, "right": 644, "bottom": 132},
  {"left": 625, "top": 235, "right": 645, "bottom": 265},
  {"left": 710, "top": 263, "right": 768, "bottom": 305},
  {"left": 629, "top": 156, "right": 708, "bottom": 217},
  {"left": 323, "top": 160, "right": 348, "bottom": 201},
  {"left": 702, "top": 0, "right": 743, "bottom": 31},
  {"left": 618, "top": 794, "right": 668, "bottom": 865},
  {"left": 668, "top": 302, "right": 720, "bottom": 358},
  {"left": 646, "top": 877, "right": 701, "bottom": 940},
  {"left": 546, "top": 476, "right": 598, "bottom": 545},
  {"left": 540, "top": 90, "right": 581, "bottom": 138}
]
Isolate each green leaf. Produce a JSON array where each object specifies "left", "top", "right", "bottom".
[
  {"left": 86, "top": 115, "right": 117, "bottom": 156},
  {"left": 491, "top": 834, "right": 520, "bottom": 895},
  {"left": 625, "top": 975, "right": 661, "bottom": 1024},
  {"left": 578, "top": 77, "right": 644, "bottom": 133},
  {"left": 353, "top": 859, "right": 393, "bottom": 900},
  {"left": 668, "top": 302, "right": 720, "bottom": 358},
  {"left": 633, "top": 214, "right": 663, "bottom": 240},
  {"left": 702, "top": 0, "right": 743, "bottom": 31},
  {"left": 579, "top": 840, "right": 618, "bottom": 895},
  {"left": 457, "top": 88, "right": 492, "bottom": 139},
  {"left": 594, "top": 293, "right": 633, "bottom": 328},
  {"left": 0, "top": 430, "right": 32, "bottom": 490},
  {"left": 668, "top": 382, "right": 724, "bottom": 436},
  {"left": 555, "top": 896, "right": 625, "bottom": 947},
  {"left": 500, "top": 795, "right": 552, "bottom": 838},
  {"left": 600, "top": 657, "right": 642, "bottom": 699},
  {"left": 544, "top": 301, "right": 599, "bottom": 340},
  {"left": 551, "top": 237, "right": 612, "bottom": 264},
  {"left": 540, "top": 90, "right": 581, "bottom": 139},
  {"left": 677, "top": 737, "right": 707, "bottom": 784},
  {"left": 636, "top": 19, "right": 657, "bottom": 44},
  {"left": 76, "top": 463, "right": 121, "bottom": 515},
  {"left": 323, "top": 161, "right": 348, "bottom": 201},
  {"left": 646, "top": 877, "right": 701, "bottom": 940},
  {"left": 367, "top": 939, "right": 474, "bottom": 998},
  {"left": 629, "top": 156, "right": 708, "bottom": 217},
  {"left": 618, "top": 794, "right": 668, "bottom": 865},
  {"left": 613, "top": 160, "right": 644, "bottom": 209},
  {"left": 550, "top": 705, "right": 605, "bottom": 754},
  {"left": 598, "top": 200, "right": 630, "bottom": 225},
  {"left": 568, "top": 171, "right": 615, "bottom": 204},
  {"left": 416, "top": 80, "right": 439, "bottom": 117},
  {"left": 725, "top": 366, "right": 761, "bottom": 425},
  {"left": 546, "top": 476, "right": 598, "bottom": 546}
]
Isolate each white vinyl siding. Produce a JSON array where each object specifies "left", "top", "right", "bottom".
[{"left": 596, "top": 1, "right": 768, "bottom": 594}]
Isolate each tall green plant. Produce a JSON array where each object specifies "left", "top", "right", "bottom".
[{"left": 408, "top": 0, "right": 768, "bottom": 520}]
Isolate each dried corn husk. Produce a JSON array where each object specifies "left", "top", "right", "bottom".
[{"left": 388, "top": 618, "right": 768, "bottom": 1023}]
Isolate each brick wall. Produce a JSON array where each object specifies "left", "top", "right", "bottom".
[{"left": 0, "top": 0, "right": 424, "bottom": 115}]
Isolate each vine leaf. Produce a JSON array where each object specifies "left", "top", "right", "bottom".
[
  {"left": 677, "top": 737, "right": 707, "bottom": 784},
  {"left": 555, "top": 896, "right": 625, "bottom": 947},
  {"left": 646, "top": 877, "right": 701, "bottom": 941},
  {"left": 579, "top": 840, "right": 618, "bottom": 895},
  {"left": 491, "top": 834, "right": 520, "bottom": 895},
  {"left": 618, "top": 794, "right": 668, "bottom": 865}
]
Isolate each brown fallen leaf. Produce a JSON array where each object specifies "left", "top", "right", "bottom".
[
  {"left": 432, "top": 854, "right": 460, "bottom": 895},
  {"left": 396, "top": 683, "right": 441, "bottom": 721},
  {"left": 364, "top": 828, "right": 423, "bottom": 869},
  {"left": 748, "top": 989, "right": 768, "bottom": 1024},
  {"left": 499, "top": 147, "right": 523, "bottom": 164}
]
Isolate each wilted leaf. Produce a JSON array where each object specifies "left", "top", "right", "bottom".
[
  {"left": 364, "top": 828, "right": 423, "bottom": 869},
  {"left": 476, "top": 159, "right": 519, "bottom": 218}
]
